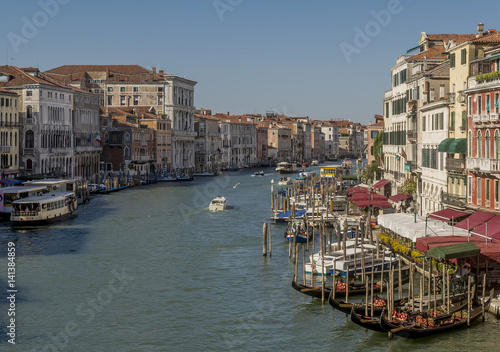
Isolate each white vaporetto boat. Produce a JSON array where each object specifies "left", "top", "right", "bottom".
[
  {"left": 209, "top": 196, "right": 228, "bottom": 211},
  {"left": 10, "top": 192, "right": 78, "bottom": 226}
]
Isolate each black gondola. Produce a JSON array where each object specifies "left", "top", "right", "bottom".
[
  {"left": 349, "top": 296, "right": 470, "bottom": 333},
  {"left": 292, "top": 274, "right": 410, "bottom": 300},
  {"left": 379, "top": 291, "right": 492, "bottom": 339}
]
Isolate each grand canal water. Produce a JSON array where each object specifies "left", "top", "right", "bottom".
[{"left": 1, "top": 166, "right": 500, "bottom": 352}]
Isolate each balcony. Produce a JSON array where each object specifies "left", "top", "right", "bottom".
[
  {"left": 473, "top": 114, "right": 481, "bottom": 123},
  {"left": 407, "top": 130, "right": 417, "bottom": 140},
  {"left": 489, "top": 112, "right": 500, "bottom": 122},
  {"left": 446, "top": 158, "right": 465, "bottom": 173},
  {"left": 441, "top": 193, "right": 466, "bottom": 208},
  {"left": 467, "top": 157, "right": 500, "bottom": 173},
  {"left": 383, "top": 145, "right": 400, "bottom": 154},
  {"left": 1, "top": 146, "right": 10, "bottom": 153},
  {"left": 23, "top": 148, "right": 34, "bottom": 155}
]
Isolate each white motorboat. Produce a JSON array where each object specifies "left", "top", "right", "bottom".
[
  {"left": 277, "top": 176, "right": 293, "bottom": 186},
  {"left": 276, "top": 162, "right": 297, "bottom": 174},
  {"left": 209, "top": 196, "right": 228, "bottom": 211}
]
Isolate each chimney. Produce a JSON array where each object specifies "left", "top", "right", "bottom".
[
  {"left": 226, "top": 111, "right": 230, "bottom": 116},
  {"left": 159, "top": 69, "right": 164, "bottom": 74},
  {"left": 477, "top": 23, "right": 484, "bottom": 38},
  {"left": 106, "top": 67, "right": 110, "bottom": 78},
  {"left": 152, "top": 67, "right": 156, "bottom": 74}
]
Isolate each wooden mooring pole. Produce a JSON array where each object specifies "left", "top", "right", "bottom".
[{"left": 262, "top": 223, "right": 268, "bottom": 256}]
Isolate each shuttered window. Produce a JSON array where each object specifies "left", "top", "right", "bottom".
[
  {"left": 450, "top": 53, "right": 456, "bottom": 68},
  {"left": 461, "top": 49, "right": 466, "bottom": 65}
]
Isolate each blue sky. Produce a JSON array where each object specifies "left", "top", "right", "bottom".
[{"left": 1, "top": 0, "right": 499, "bottom": 125}]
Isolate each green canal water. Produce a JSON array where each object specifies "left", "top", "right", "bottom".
[{"left": 1, "top": 166, "right": 500, "bottom": 351}]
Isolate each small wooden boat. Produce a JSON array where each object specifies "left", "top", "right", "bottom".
[
  {"left": 379, "top": 291, "right": 492, "bottom": 339},
  {"left": 253, "top": 171, "right": 265, "bottom": 176}
]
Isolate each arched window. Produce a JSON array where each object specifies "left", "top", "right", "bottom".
[
  {"left": 26, "top": 159, "right": 33, "bottom": 170},
  {"left": 25, "top": 130, "right": 34, "bottom": 148},
  {"left": 124, "top": 132, "right": 130, "bottom": 144},
  {"left": 477, "top": 130, "right": 482, "bottom": 158},
  {"left": 486, "top": 130, "right": 491, "bottom": 159}
]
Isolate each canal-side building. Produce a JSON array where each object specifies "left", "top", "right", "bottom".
[
  {"left": 0, "top": 88, "right": 20, "bottom": 178},
  {"left": 268, "top": 124, "right": 292, "bottom": 163},
  {"left": 194, "top": 113, "right": 221, "bottom": 173},
  {"left": 45, "top": 65, "right": 197, "bottom": 173},
  {"left": 366, "top": 115, "right": 384, "bottom": 166},
  {"left": 71, "top": 88, "right": 102, "bottom": 180},
  {"left": 319, "top": 121, "right": 339, "bottom": 160},
  {"left": 465, "top": 44, "right": 500, "bottom": 212},
  {"left": 404, "top": 60, "right": 451, "bottom": 215},
  {"left": 442, "top": 24, "right": 500, "bottom": 212},
  {"left": 0, "top": 66, "right": 75, "bottom": 177}
]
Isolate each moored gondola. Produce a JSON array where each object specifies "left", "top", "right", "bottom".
[
  {"left": 292, "top": 274, "right": 410, "bottom": 300},
  {"left": 379, "top": 290, "right": 492, "bottom": 339}
]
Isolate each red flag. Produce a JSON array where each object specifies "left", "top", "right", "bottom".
[
  {"left": 379, "top": 155, "right": 384, "bottom": 169},
  {"left": 401, "top": 148, "right": 407, "bottom": 160}
]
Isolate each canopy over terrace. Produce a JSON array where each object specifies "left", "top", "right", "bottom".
[
  {"left": 427, "top": 242, "right": 480, "bottom": 260},
  {"left": 378, "top": 213, "right": 470, "bottom": 242},
  {"left": 470, "top": 215, "right": 500, "bottom": 240},
  {"left": 416, "top": 235, "right": 500, "bottom": 263},
  {"left": 455, "top": 210, "right": 495, "bottom": 231},
  {"left": 373, "top": 179, "right": 390, "bottom": 190},
  {"left": 429, "top": 208, "right": 469, "bottom": 224}
]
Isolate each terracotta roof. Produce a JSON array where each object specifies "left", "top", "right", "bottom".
[
  {"left": 44, "top": 65, "right": 166, "bottom": 83},
  {"left": 0, "top": 65, "right": 61, "bottom": 88},
  {"left": 427, "top": 34, "right": 476, "bottom": 44},
  {"left": 0, "top": 88, "right": 18, "bottom": 96},
  {"left": 45, "top": 65, "right": 151, "bottom": 75},
  {"left": 472, "top": 30, "right": 500, "bottom": 44},
  {"left": 408, "top": 46, "right": 446, "bottom": 61}
]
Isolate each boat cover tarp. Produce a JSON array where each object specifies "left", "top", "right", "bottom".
[
  {"left": 429, "top": 208, "right": 470, "bottom": 223},
  {"left": 275, "top": 209, "right": 307, "bottom": 218},
  {"left": 427, "top": 242, "right": 480, "bottom": 260},
  {"left": 455, "top": 210, "right": 495, "bottom": 231},
  {"left": 378, "top": 213, "right": 470, "bottom": 242}
]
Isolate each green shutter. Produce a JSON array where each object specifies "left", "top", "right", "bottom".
[
  {"left": 451, "top": 112, "right": 455, "bottom": 129},
  {"left": 450, "top": 53, "right": 455, "bottom": 68},
  {"left": 462, "top": 111, "right": 467, "bottom": 129},
  {"left": 461, "top": 49, "right": 466, "bottom": 65}
]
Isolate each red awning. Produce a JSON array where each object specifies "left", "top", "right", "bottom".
[
  {"left": 389, "top": 193, "right": 411, "bottom": 203},
  {"left": 353, "top": 199, "right": 392, "bottom": 208},
  {"left": 416, "top": 235, "right": 500, "bottom": 263},
  {"left": 455, "top": 210, "right": 495, "bottom": 231},
  {"left": 471, "top": 215, "right": 500, "bottom": 239},
  {"left": 347, "top": 186, "right": 368, "bottom": 196},
  {"left": 350, "top": 193, "right": 388, "bottom": 201},
  {"left": 373, "top": 179, "right": 390, "bottom": 190},
  {"left": 429, "top": 209, "right": 470, "bottom": 223}
]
